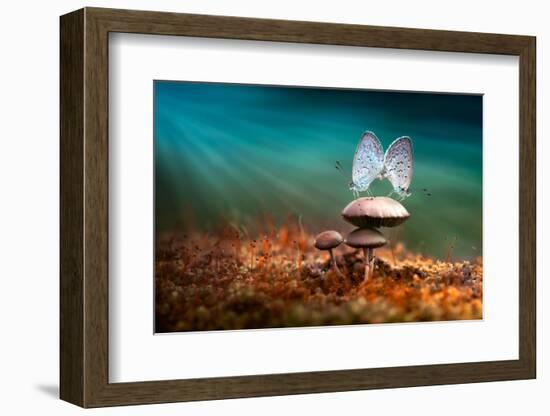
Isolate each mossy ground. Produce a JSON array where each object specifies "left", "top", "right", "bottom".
[{"left": 155, "top": 229, "right": 482, "bottom": 332}]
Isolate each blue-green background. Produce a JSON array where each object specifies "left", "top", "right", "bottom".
[{"left": 155, "top": 81, "right": 482, "bottom": 260}]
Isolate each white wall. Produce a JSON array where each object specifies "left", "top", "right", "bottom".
[{"left": 0, "top": 0, "right": 545, "bottom": 414}]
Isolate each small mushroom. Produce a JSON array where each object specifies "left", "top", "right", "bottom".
[
  {"left": 314, "top": 231, "right": 344, "bottom": 276},
  {"left": 345, "top": 227, "right": 387, "bottom": 281},
  {"left": 342, "top": 196, "right": 410, "bottom": 228}
]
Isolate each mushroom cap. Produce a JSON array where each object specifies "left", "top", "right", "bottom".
[
  {"left": 345, "top": 227, "right": 387, "bottom": 249},
  {"left": 342, "top": 197, "right": 410, "bottom": 228},
  {"left": 314, "top": 230, "right": 343, "bottom": 250}
]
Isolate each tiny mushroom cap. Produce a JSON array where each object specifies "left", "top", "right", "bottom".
[
  {"left": 342, "top": 196, "right": 410, "bottom": 228},
  {"left": 345, "top": 227, "right": 387, "bottom": 249},
  {"left": 314, "top": 230, "right": 344, "bottom": 250}
]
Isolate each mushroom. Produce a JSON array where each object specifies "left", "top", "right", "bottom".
[
  {"left": 342, "top": 196, "right": 410, "bottom": 228},
  {"left": 345, "top": 227, "right": 387, "bottom": 281},
  {"left": 314, "top": 230, "right": 344, "bottom": 276}
]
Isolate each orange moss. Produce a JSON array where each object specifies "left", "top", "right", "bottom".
[{"left": 155, "top": 231, "right": 483, "bottom": 332}]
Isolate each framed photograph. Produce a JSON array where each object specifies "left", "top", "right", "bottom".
[{"left": 60, "top": 7, "right": 536, "bottom": 408}]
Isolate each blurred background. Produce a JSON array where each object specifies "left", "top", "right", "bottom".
[{"left": 155, "top": 81, "right": 482, "bottom": 260}]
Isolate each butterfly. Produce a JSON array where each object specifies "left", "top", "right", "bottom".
[{"left": 348, "top": 131, "right": 413, "bottom": 200}]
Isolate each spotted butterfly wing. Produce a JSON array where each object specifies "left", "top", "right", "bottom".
[
  {"left": 383, "top": 136, "right": 413, "bottom": 197},
  {"left": 351, "top": 131, "right": 384, "bottom": 191}
]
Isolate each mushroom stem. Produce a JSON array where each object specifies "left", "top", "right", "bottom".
[
  {"left": 369, "top": 249, "right": 375, "bottom": 280},
  {"left": 363, "top": 248, "right": 370, "bottom": 281},
  {"left": 390, "top": 239, "right": 397, "bottom": 267},
  {"left": 329, "top": 249, "right": 343, "bottom": 277}
]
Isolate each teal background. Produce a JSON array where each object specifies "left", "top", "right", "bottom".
[{"left": 154, "top": 81, "right": 482, "bottom": 260}]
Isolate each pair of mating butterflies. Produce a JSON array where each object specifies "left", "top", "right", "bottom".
[{"left": 341, "top": 131, "right": 413, "bottom": 200}]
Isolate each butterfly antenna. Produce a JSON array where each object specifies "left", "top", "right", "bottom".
[
  {"left": 336, "top": 160, "right": 351, "bottom": 174},
  {"left": 409, "top": 187, "right": 432, "bottom": 197},
  {"left": 334, "top": 161, "right": 349, "bottom": 182},
  {"left": 334, "top": 165, "right": 346, "bottom": 177}
]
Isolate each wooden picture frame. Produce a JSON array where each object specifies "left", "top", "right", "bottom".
[{"left": 60, "top": 7, "right": 536, "bottom": 408}]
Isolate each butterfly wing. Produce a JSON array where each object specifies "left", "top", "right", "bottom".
[
  {"left": 351, "top": 131, "right": 384, "bottom": 191},
  {"left": 383, "top": 136, "right": 413, "bottom": 193}
]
